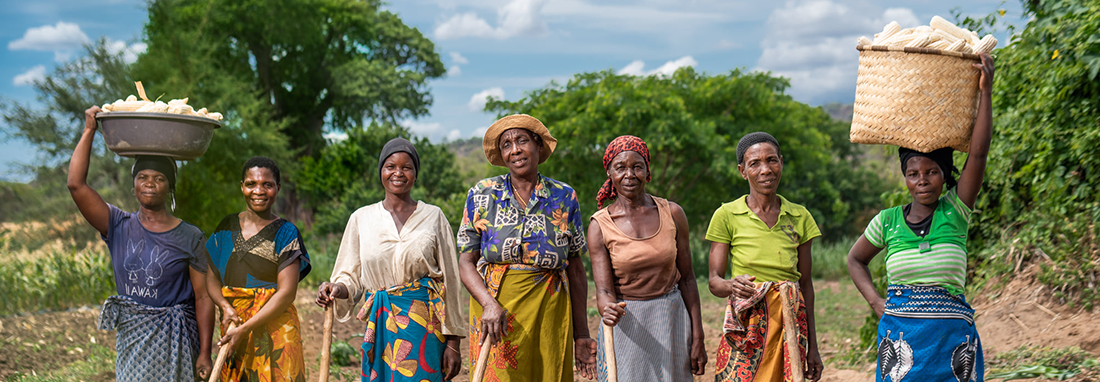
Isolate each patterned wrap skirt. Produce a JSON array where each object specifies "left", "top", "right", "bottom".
[
  {"left": 359, "top": 276, "right": 449, "bottom": 382},
  {"left": 98, "top": 295, "right": 198, "bottom": 382},
  {"left": 715, "top": 281, "right": 808, "bottom": 382},
  {"left": 876, "top": 285, "right": 983, "bottom": 382},
  {"left": 596, "top": 285, "right": 693, "bottom": 382},
  {"left": 468, "top": 263, "right": 573, "bottom": 382},
  {"left": 220, "top": 286, "right": 306, "bottom": 382}
]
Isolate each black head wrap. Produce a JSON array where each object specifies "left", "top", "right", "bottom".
[
  {"left": 131, "top": 155, "right": 177, "bottom": 190},
  {"left": 736, "top": 131, "right": 781, "bottom": 164},
  {"left": 899, "top": 147, "right": 958, "bottom": 189},
  {"left": 379, "top": 138, "right": 420, "bottom": 180},
  {"left": 241, "top": 156, "right": 281, "bottom": 186}
]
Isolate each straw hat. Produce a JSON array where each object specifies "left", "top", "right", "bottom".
[{"left": 482, "top": 114, "right": 557, "bottom": 167}]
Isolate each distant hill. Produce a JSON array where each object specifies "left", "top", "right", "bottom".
[{"left": 821, "top": 103, "right": 854, "bottom": 122}]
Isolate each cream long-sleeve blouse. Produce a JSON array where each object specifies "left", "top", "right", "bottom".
[{"left": 330, "top": 201, "right": 466, "bottom": 336}]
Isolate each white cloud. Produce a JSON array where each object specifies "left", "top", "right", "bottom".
[
  {"left": 434, "top": 0, "right": 548, "bottom": 40},
  {"left": 401, "top": 120, "right": 443, "bottom": 135},
  {"left": 446, "top": 129, "right": 463, "bottom": 141},
  {"left": 617, "top": 56, "right": 697, "bottom": 77},
  {"left": 106, "top": 39, "right": 147, "bottom": 64},
  {"left": 755, "top": 0, "right": 919, "bottom": 104},
  {"left": 468, "top": 87, "right": 505, "bottom": 111},
  {"left": 323, "top": 131, "right": 348, "bottom": 142},
  {"left": 8, "top": 22, "right": 90, "bottom": 62},
  {"left": 617, "top": 60, "right": 646, "bottom": 76},
  {"left": 12, "top": 65, "right": 47, "bottom": 86},
  {"left": 473, "top": 127, "right": 489, "bottom": 137},
  {"left": 449, "top": 51, "right": 469, "bottom": 65},
  {"left": 448, "top": 65, "right": 462, "bottom": 76}
]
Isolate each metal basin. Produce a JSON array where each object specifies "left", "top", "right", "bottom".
[{"left": 95, "top": 112, "right": 221, "bottom": 160}]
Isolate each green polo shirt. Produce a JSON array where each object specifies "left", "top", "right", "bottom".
[{"left": 705, "top": 195, "right": 821, "bottom": 282}]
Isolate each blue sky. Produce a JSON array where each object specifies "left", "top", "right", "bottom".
[{"left": 1, "top": 0, "right": 1024, "bottom": 181}]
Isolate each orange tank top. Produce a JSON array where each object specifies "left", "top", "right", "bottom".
[{"left": 591, "top": 196, "right": 681, "bottom": 300}]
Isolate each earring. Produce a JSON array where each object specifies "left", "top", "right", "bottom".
[{"left": 170, "top": 192, "right": 176, "bottom": 211}]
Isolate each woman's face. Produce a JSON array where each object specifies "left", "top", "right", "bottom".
[
  {"left": 608, "top": 150, "right": 648, "bottom": 199},
  {"left": 133, "top": 169, "right": 170, "bottom": 207},
  {"left": 241, "top": 167, "right": 279, "bottom": 214},
  {"left": 499, "top": 128, "right": 541, "bottom": 178},
  {"left": 738, "top": 142, "right": 783, "bottom": 196},
  {"left": 380, "top": 152, "right": 417, "bottom": 196},
  {"left": 904, "top": 156, "right": 945, "bottom": 206}
]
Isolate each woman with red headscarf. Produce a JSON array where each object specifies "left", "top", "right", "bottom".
[{"left": 588, "top": 135, "right": 707, "bottom": 381}]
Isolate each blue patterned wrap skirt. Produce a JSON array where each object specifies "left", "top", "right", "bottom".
[
  {"left": 98, "top": 295, "right": 199, "bottom": 382},
  {"left": 876, "top": 285, "right": 983, "bottom": 382}
]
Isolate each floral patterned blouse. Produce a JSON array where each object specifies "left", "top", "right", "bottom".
[{"left": 457, "top": 173, "right": 587, "bottom": 270}]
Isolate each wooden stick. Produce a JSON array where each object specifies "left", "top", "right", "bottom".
[
  {"left": 319, "top": 305, "right": 334, "bottom": 382},
  {"left": 602, "top": 323, "right": 618, "bottom": 382},
  {"left": 779, "top": 284, "right": 805, "bottom": 382},
  {"left": 208, "top": 322, "right": 238, "bottom": 382},
  {"left": 472, "top": 337, "right": 492, "bottom": 382}
]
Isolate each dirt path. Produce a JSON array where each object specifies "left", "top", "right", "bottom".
[{"left": 3, "top": 270, "right": 1096, "bottom": 382}]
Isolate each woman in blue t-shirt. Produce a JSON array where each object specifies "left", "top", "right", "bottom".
[
  {"left": 847, "top": 53, "right": 995, "bottom": 382},
  {"left": 68, "top": 106, "right": 215, "bottom": 381}
]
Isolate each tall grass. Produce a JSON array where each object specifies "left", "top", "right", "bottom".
[{"left": 0, "top": 249, "right": 115, "bottom": 316}]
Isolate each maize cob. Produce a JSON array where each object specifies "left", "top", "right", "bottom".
[
  {"left": 969, "top": 31, "right": 980, "bottom": 45},
  {"left": 111, "top": 101, "right": 150, "bottom": 112},
  {"left": 136, "top": 101, "right": 168, "bottom": 113},
  {"left": 945, "top": 39, "right": 968, "bottom": 53},
  {"left": 206, "top": 112, "right": 223, "bottom": 121},
  {"left": 932, "top": 29, "right": 960, "bottom": 43},
  {"left": 930, "top": 16, "right": 971, "bottom": 42},
  {"left": 858, "top": 36, "right": 873, "bottom": 46},
  {"left": 973, "top": 35, "right": 998, "bottom": 54},
  {"left": 125, "top": 95, "right": 138, "bottom": 102},
  {"left": 880, "top": 33, "right": 918, "bottom": 46},
  {"left": 874, "top": 21, "right": 901, "bottom": 44},
  {"left": 915, "top": 26, "right": 933, "bottom": 34},
  {"left": 906, "top": 34, "right": 932, "bottom": 48},
  {"left": 928, "top": 40, "right": 952, "bottom": 50}
]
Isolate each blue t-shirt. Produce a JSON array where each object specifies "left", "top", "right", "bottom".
[{"left": 102, "top": 204, "right": 208, "bottom": 307}]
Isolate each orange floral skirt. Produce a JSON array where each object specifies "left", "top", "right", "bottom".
[{"left": 219, "top": 286, "right": 305, "bottom": 382}]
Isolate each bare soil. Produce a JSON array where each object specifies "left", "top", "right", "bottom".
[{"left": 3, "top": 268, "right": 1097, "bottom": 382}]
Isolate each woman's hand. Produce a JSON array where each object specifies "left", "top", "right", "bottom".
[
  {"left": 441, "top": 337, "right": 462, "bottom": 381},
  {"left": 217, "top": 322, "right": 249, "bottom": 351},
  {"left": 219, "top": 304, "right": 243, "bottom": 330},
  {"left": 870, "top": 297, "right": 886, "bottom": 319},
  {"left": 805, "top": 346, "right": 824, "bottom": 381},
  {"left": 728, "top": 274, "right": 757, "bottom": 299},
  {"left": 690, "top": 335, "right": 707, "bottom": 375},
  {"left": 973, "top": 52, "right": 995, "bottom": 92},
  {"left": 315, "top": 282, "right": 349, "bottom": 307},
  {"left": 195, "top": 354, "right": 212, "bottom": 380},
  {"left": 600, "top": 301, "right": 626, "bottom": 327},
  {"left": 574, "top": 337, "right": 597, "bottom": 380},
  {"left": 84, "top": 106, "right": 101, "bottom": 132},
  {"left": 478, "top": 301, "right": 509, "bottom": 345}
]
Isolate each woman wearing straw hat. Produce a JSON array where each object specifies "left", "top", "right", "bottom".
[
  {"left": 707, "top": 131, "right": 824, "bottom": 382},
  {"left": 68, "top": 106, "right": 215, "bottom": 381},
  {"left": 457, "top": 114, "right": 597, "bottom": 381},
  {"left": 204, "top": 156, "right": 311, "bottom": 382},
  {"left": 316, "top": 138, "right": 466, "bottom": 382},
  {"left": 588, "top": 135, "right": 707, "bottom": 381},
  {"left": 848, "top": 53, "right": 995, "bottom": 382}
]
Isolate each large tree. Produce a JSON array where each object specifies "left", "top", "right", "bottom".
[
  {"left": 486, "top": 68, "right": 887, "bottom": 240},
  {"left": 137, "top": 0, "right": 445, "bottom": 158}
]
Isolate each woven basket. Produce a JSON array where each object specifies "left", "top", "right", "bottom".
[{"left": 850, "top": 45, "right": 981, "bottom": 152}]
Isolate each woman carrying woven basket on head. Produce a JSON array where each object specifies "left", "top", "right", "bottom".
[
  {"left": 68, "top": 106, "right": 215, "bottom": 381},
  {"left": 457, "top": 114, "right": 598, "bottom": 381},
  {"left": 848, "top": 53, "right": 994, "bottom": 382},
  {"left": 316, "top": 138, "right": 466, "bottom": 382},
  {"left": 588, "top": 135, "right": 707, "bottom": 381},
  {"left": 707, "top": 131, "right": 824, "bottom": 382},
  {"left": 204, "top": 156, "right": 312, "bottom": 382}
]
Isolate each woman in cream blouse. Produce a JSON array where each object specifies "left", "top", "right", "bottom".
[{"left": 316, "top": 138, "right": 466, "bottom": 382}]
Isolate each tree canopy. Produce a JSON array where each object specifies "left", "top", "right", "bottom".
[{"left": 486, "top": 68, "right": 888, "bottom": 239}]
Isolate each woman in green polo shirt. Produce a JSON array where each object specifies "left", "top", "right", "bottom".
[
  {"left": 847, "top": 53, "right": 995, "bottom": 382},
  {"left": 706, "top": 131, "right": 823, "bottom": 382}
]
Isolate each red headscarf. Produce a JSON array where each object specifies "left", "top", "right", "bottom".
[{"left": 597, "top": 135, "right": 651, "bottom": 209}]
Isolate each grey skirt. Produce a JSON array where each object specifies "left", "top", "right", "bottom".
[{"left": 596, "top": 285, "right": 693, "bottom": 382}]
